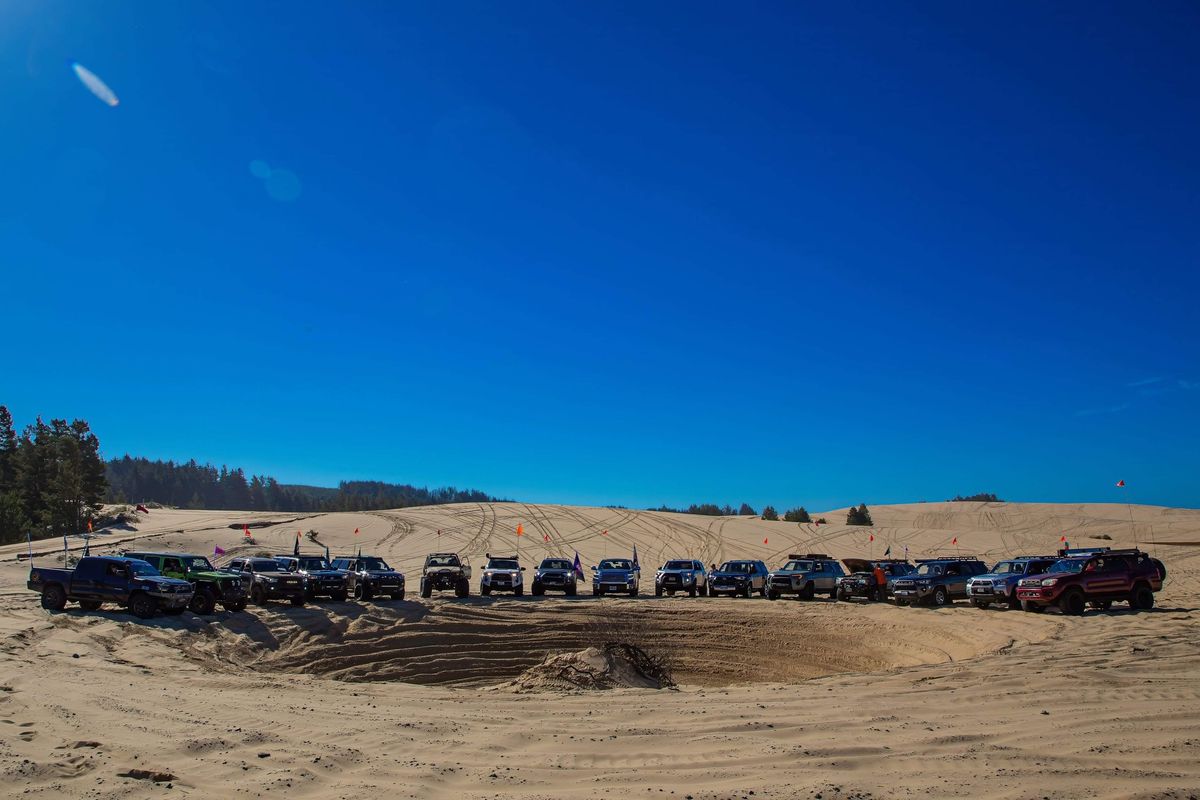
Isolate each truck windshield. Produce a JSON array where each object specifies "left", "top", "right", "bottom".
[
  {"left": 360, "top": 558, "right": 390, "bottom": 571},
  {"left": 1048, "top": 559, "right": 1087, "bottom": 574},
  {"left": 782, "top": 561, "right": 813, "bottom": 572},
  {"left": 488, "top": 559, "right": 519, "bottom": 570},
  {"left": 663, "top": 561, "right": 694, "bottom": 570},
  {"left": 916, "top": 563, "right": 944, "bottom": 576},
  {"left": 297, "top": 558, "right": 329, "bottom": 570},
  {"left": 184, "top": 557, "right": 215, "bottom": 571},
  {"left": 541, "top": 559, "right": 572, "bottom": 570},
  {"left": 719, "top": 562, "right": 751, "bottom": 573},
  {"left": 599, "top": 559, "right": 632, "bottom": 570},
  {"left": 127, "top": 560, "right": 159, "bottom": 576},
  {"left": 991, "top": 562, "right": 1018, "bottom": 574},
  {"left": 427, "top": 555, "right": 459, "bottom": 567}
]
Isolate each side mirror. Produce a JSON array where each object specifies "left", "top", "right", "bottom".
[{"left": 591, "top": 566, "right": 599, "bottom": 571}]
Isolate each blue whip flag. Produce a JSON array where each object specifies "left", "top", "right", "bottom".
[{"left": 573, "top": 551, "right": 585, "bottom": 580}]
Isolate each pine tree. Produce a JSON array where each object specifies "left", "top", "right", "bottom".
[
  {"left": 846, "top": 503, "right": 874, "bottom": 526},
  {"left": 783, "top": 506, "right": 811, "bottom": 523},
  {"left": 761, "top": 505, "right": 779, "bottom": 521},
  {"left": 738, "top": 503, "right": 756, "bottom": 516}
]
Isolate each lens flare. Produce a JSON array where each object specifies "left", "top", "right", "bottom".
[{"left": 71, "top": 62, "right": 119, "bottom": 107}]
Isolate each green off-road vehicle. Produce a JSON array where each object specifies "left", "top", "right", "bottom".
[{"left": 125, "top": 551, "right": 250, "bottom": 614}]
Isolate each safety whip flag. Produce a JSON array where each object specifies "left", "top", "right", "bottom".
[
  {"left": 868, "top": 533, "right": 874, "bottom": 542},
  {"left": 214, "top": 545, "right": 226, "bottom": 557},
  {"left": 516, "top": 523, "right": 524, "bottom": 537},
  {"left": 573, "top": 551, "right": 585, "bottom": 580},
  {"left": 135, "top": 504, "right": 149, "bottom": 514},
  {"left": 62, "top": 534, "right": 69, "bottom": 559},
  {"left": 243, "top": 524, "right": 251, "bottom": 539},
  {"left": 87, "top": 519, "right": 93, "bottom": 533},
  {"left": 324, "top": 544, "right": 331, "bottom": 564},
  {"left": 1116, "top": 480, "right": 1126, "bottom": 488},
  {"left": 354, "top": 527, "right": 360, "bottom": 536},
  {"left": 26, "top": 531, "right": 32, "bottom": 562}
]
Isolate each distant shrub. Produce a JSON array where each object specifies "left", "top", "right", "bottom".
[
  {"left": 761, "top": 506, "right": 779, "bottom": 521},
  {"left": 815, "top": 517, "right": 828, "bottom": 525},
  {"left": 783, "top": 507, "right": 811, "bottom": 523},
  {"left": 949, "top": 493, "right": 1003, "bottom": 502},
  {"left": 846, "top": 504, "right": 874, "bottom": 526}
]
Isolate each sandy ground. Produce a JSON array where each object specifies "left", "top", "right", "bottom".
[{"left": 1, "top": 501, "right": 1198, "bottom": 799}]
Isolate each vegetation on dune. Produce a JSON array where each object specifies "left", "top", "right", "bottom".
[
  {"left": 949, "top": 493, "right": 1004, "bottom": 502},
  {"left": 104, "top": 456, "right": 501, "bottom": 513},
  {"left": 846, "top": 503, "right": 874, "bottom": 526},
  {"left": 760, "top": 505, "right": 779, "bottom": 521},
  {"left": 0, "top": 406, "right": 107, "bottom": 544},
  {"left": 783, "top": 506, "right": 811, "bottom": 523}
]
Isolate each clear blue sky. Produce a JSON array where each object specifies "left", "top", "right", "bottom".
[{"left": 2, "top": 2, "right": 1197, "bottom": 510}]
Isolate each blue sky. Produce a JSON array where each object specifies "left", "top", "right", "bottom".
[{"left": 1, "top": 1, "right": 1197, "bottom": 510}]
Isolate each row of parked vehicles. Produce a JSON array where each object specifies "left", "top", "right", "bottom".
[{"left": 26, "top": 546, "right": 1165, "bottom": 619}]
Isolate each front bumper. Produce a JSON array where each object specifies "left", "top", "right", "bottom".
[
  {"left": 259, "top": 582, "right": 306, "bottom": 600},
  {"left": 482, "top": 576, "right": 521, "bottom": 592},
  {"left": 150, "top": 588, "right": 193, "bottom": 609},
  {"left": 307, "top": 578, "right": 350, "bottom": 596},
  {"left": 426, "top": 573, "right": 464, "bottom": 590},
  {"left": 657, "top": 574, "right": 697, "bottom": 590},
  {"left": 218, "top": 582, "right": 250, "bottom": 602},
  {"left": 535, "top": 573, "right": 575, "bottom": 589},
  {"left": 891, "top": 585, "right": 932, "bottom": 602},
  {"left": 1016, "top": 587, "right": 1057, "bottom": 604},
  {"left": 708, "top": 580, "right": 748, "bottom": 594}
]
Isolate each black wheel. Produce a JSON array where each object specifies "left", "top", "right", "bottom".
[
  {"left": 251, "top": 585, "right": 266, "bottom": 606},
  {"left": 835, "top": 590, "right": 845, "bottom": 602},
  {"left": 77, "top": 599, "right": 102, "bottom": 611},
  {"left": 163, "top": 607, "right": 185, "bottom": 616},
  {"left": 700, "top": 584, "right": 709, "bottom": 597},
  {"left": 688, "top": 587, "right": 697, "bottom": 598},
  {"left": 1006, "top": 593, "right": 1020, "bottom": 610},
  {"left": 223, "top": 601, "right": 247, "bottom": 612},
  {"left": 420, "top": 578, "right": 432, "bottom": 598},
  {"left": 655, "top": 586, "right": 663, "bottom": 597},
  {"left": 391, "top": 590, "right": 405, "bottom": 601},
  {"left": 1131, "top": 584, "right": 1154, "bottom": 611},
  {"left": 290, "top": 595, "right": 306, "bottom": 607},
  {"left": 931, "top": 587, "right": 949, "bottom": 607},
  {"left": 741, "top": 584, "right": 752, "bottom": 599},
  {"left": 594, "top": 586, "right": 604, "bottom": 596},
  {"left": 971, "top": 599, "right": 990, "bottom": 610},
  {"left": 129, "top": 593, "right": 158, "bottom": 619},
  {"left": 455, "top": 578, "right": 470, "bottom": 598},
  {"left": 532, "top": 582, "right": 544, "bottom": 596},
  {"left": 767, "top": 590, "right": 779, "bottom": 601},
  {"left": 565, "top": 585, "right": 576, "bottom": 597},
  {"left": 514, "top": 587, "right": 523, "bottom": 597},
  {"left": 800, "top": 583, "right": 816, "bottom": 601},
  {"left": 330, "top": 590, "right": 347, "bottom": 602},
  {"left": 189, "top": 589, "right": 216, "bottom": 615},
  {"left": 480, "top": 584, "right": 491, "bottom": 596},
  {"left": 41, "top": 585, "right": 68, "bottom": 611},
  {"left": 629, "top": 586, "right": 638, "bottom": 597},
  {"left": 1021, "top": 600, "right": 1044, "bottom": 613},
  {"left": 1059, "top": 590, "right": 1086, "bottom": 616}
]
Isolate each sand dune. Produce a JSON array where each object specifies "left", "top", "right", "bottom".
[{"left": 1, "top": 501, "right": 1198, "bottom": 798}]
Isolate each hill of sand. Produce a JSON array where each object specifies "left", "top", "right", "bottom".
[{"left": 1, "top": 501, "right": 1198, "bottom": 799}]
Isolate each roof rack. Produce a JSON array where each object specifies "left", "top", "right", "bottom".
[
  {"left": 788, "top": 553, "right": 832, "bottom": 560},
  {"left": 1011, "top": 555, "right": 1059, "bottom": 561},
  {"left": 1057, "top": 547, "right": 1111, "bottom": 557},
  {"left": 915, "top": 556, "right": 981, "bottom": 563},
  {"left": 486, "top": 554, "right": 519, "bottom": 561}
]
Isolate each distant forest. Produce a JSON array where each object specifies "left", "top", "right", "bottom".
[
  {"left": 949, "top": 493, "right": 1003, "bottom": 502},
  {"left": 105, "top": 456, "right": 500, "bottom": 513}
]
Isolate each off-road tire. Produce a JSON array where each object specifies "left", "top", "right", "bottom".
[
  {"left": 1131, "top": 584, "right": 1155, "bottom": 611},
  {"left": 419, "top": 578, "right": 432, "bottom": 599},
  {"left": 971, "top": 599, "right": 990, "bottom": 610},
  {"left": 77, "top": 598, "right": 101, "bottom": 611},
  {"left": 700, "top": 584, "right": 709, "bottom": 597},
  {"left": 251, "top": 585, "right": 267, "bottom": 606},
  {"left": 741, "top": 584, "right": 752, "bottom": 599},
  {"left": 480, "top": 584, "right": 492, "bottom": 597},
  {"left": 655, "top": 586, "right": 663, "bottom": 597},
  {"left": 767, "top": 589, "right": 779, "bottom": 601},
  {"left": 594, "top": 586, "right": 604, "bottom": 596},
  {"left": 41, "top": 585, "right": 68, "bottom": 611},
  {"left": 829, "top": 586, "right": 838, "bottom": 599},
  {"left": 391, "top": 590, "right": 405, "bottom": 601},
  {"left": 223, "top": 600, "right": 247, "bottom": 612},
  {"left": 454, "top": 577, "right": 470, "bottom": 598},
  {"left": 189, "top": 588, "right": 216, "bottom": 616},
  {"left": 565, "top": 585, "right": 576, "bottom": 596},
  {"left": 1007, "top": 592, "right": 1020, "bottom": 610},
  {"left": 129, "top": 593, "right": 158, "bottom": 620},
  {"left": 688, "top": 586, "right": 697, "bottom": 597},
  {"left": 290, "top": 595, "right": 306, "bottom": 607},
  {"left": 514, "top": 587, "right": 523, "bottom": 597},
  {"left": 1059, "top": 589, "right": 1086, "bottom": 616},
  {"left": 800, "top": 583, "right": 816, "bottom": 601},
  {"left": 932, "top": 587, "right": 949, "bottom": 607},
  {"left": 330, "top": 590, "right": 348, "bottom": 602},
  {"left": 532, "top": 582, "right": 544, "bottom": 596},
  {"left": 163, "top": 607, "right": 185, "bottom": 616},
  {"left": 1021, "top": 600, "right": 1043, "bottom": 613},
  {"left": 354, "top": 582, "right": 374, "bottom": 602},
  {"left": 629, "top": 586, "right": 638, "bottom": 597}
]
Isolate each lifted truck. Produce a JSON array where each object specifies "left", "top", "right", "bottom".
[
  {"left": 891, "top": 557, "right": 988, "bottom": 607},
  {"left": 125, "top": 550, "right": 249, "bottom": 614},
  {"left": 276, "top": 554, "right": 352, "bottom": 601},
  {"left": 28, "top": 556, "right": 194, "bottom": 619},
  {"left": 479, "top": 554, "right": 525, "bottom": 596},
  {"left": 1016, "top": 548, "right": 1165, "bottom": 615},
  {"left": 420, "top": 553, "right": 472, "bottom": 598}
]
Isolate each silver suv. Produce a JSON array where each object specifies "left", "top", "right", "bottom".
[
  {"left": 767, "top": 554, "right": 844, "bottom": 600},
  {"left": 480, "top": 554, "right": 525, "bottom": 596},
  {"left": 654, "top": 559, "right": 708, "bottom": 597}
]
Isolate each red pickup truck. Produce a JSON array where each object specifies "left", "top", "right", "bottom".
[{"left": 1016, "top": 548, "right": 1165, "bottom": 615}]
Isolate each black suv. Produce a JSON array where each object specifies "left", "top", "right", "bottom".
[
  {"left": 329, "top": 555, "right": 406, "bottom": 601},
  {"left": 707, "top": 560, "right": 770, "bottom": 598},
  {"left": 531, "top": 557, "right": 579, "bottom": 596},
  {"left": 226, "top": 557, "right": 308, "bottom": 606},
  {"left": 891, "top": 557, "right": 988, "bottom": 607},
  {"left": 274, "top": 554, "right": 351, "bottom": 601}
]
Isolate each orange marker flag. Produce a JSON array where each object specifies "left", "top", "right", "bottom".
[
  {"left": 243, "top": 524, "right": 251, "bottom": 538},
  {"left": 516, "top": 523, "right": 524, "bottom": 537},
  {"left": 87, "top": 519, "right": 93, "bottom": 533},
  {"left": 951, "top": 536, "right": 958, "bottom": 545},
  {"left": 1116, "top": 479, "right": 1126, "bottom": 487},
  {"left": 1060, "top": 535, "right": 1067, "bottom": 543},
  {"left": 354, "top": 527, "right": 360, "bottom": 536},
  {"left": 543, "top": 534, "right": 550, "bottom": 543},
  {"left": 869, "top": 533, "right": 874, "bottom": 542},
  {"left": 602, "top": 529, "right": 608, "bottom": 536},
  {"left": 763, "top": 537, "right": 768, "bottom": 545}
]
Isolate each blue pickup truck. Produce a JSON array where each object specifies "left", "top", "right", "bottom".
[{"left": 28, "top": 556, "right": 194, "bottom": 619}]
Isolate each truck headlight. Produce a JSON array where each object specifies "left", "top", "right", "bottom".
[{"left": 1041, "top": 578, "right": 1058, "bottom": 587}]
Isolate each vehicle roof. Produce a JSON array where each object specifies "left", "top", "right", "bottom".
[
  {"left": 486, "top": 555, "right": 519, "bottom": 561},
  {"left": 123, "top": 551, "right": 206, "bottom": 558},
  {"left": 915, "top": 557, "right": 981, "bottom": 563},
  {"left": 425, "top": 552, "right": 460, "bottom": 557}
]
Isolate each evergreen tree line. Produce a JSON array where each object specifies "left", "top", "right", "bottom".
[
  {"left": 0, "top": 406, "right": 107, "bottom": 544},
  {"left": 646, "top": 502, "right": 817, "bottom": 523},
  {"left": 104, "top": 456, "right": 499, "bottom": 513},
  {"left": 949, "top": 492, "right": 1003, "bottom": 502}
]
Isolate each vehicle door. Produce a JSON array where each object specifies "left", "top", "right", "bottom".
[
  {"left": 68, "top": 558, "right": 103, "bottom": 600},
  {"left": 161, "top": 557, "right": 187, "bottom": 581},
  {"left": 1083, "top": 556, "right": 1129, "bottom": 597},
  {"left": 755, "top": 562, "right": 768, "bottom": 590},
  {"left": 100, "top": 560, "right": 134, "bottom": 604},
  {"left": 943, "top": 563, "right": 965, "bottom": 597},
  {"left": 809, "top": 560, "right": 828, "bottom": 590}
]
